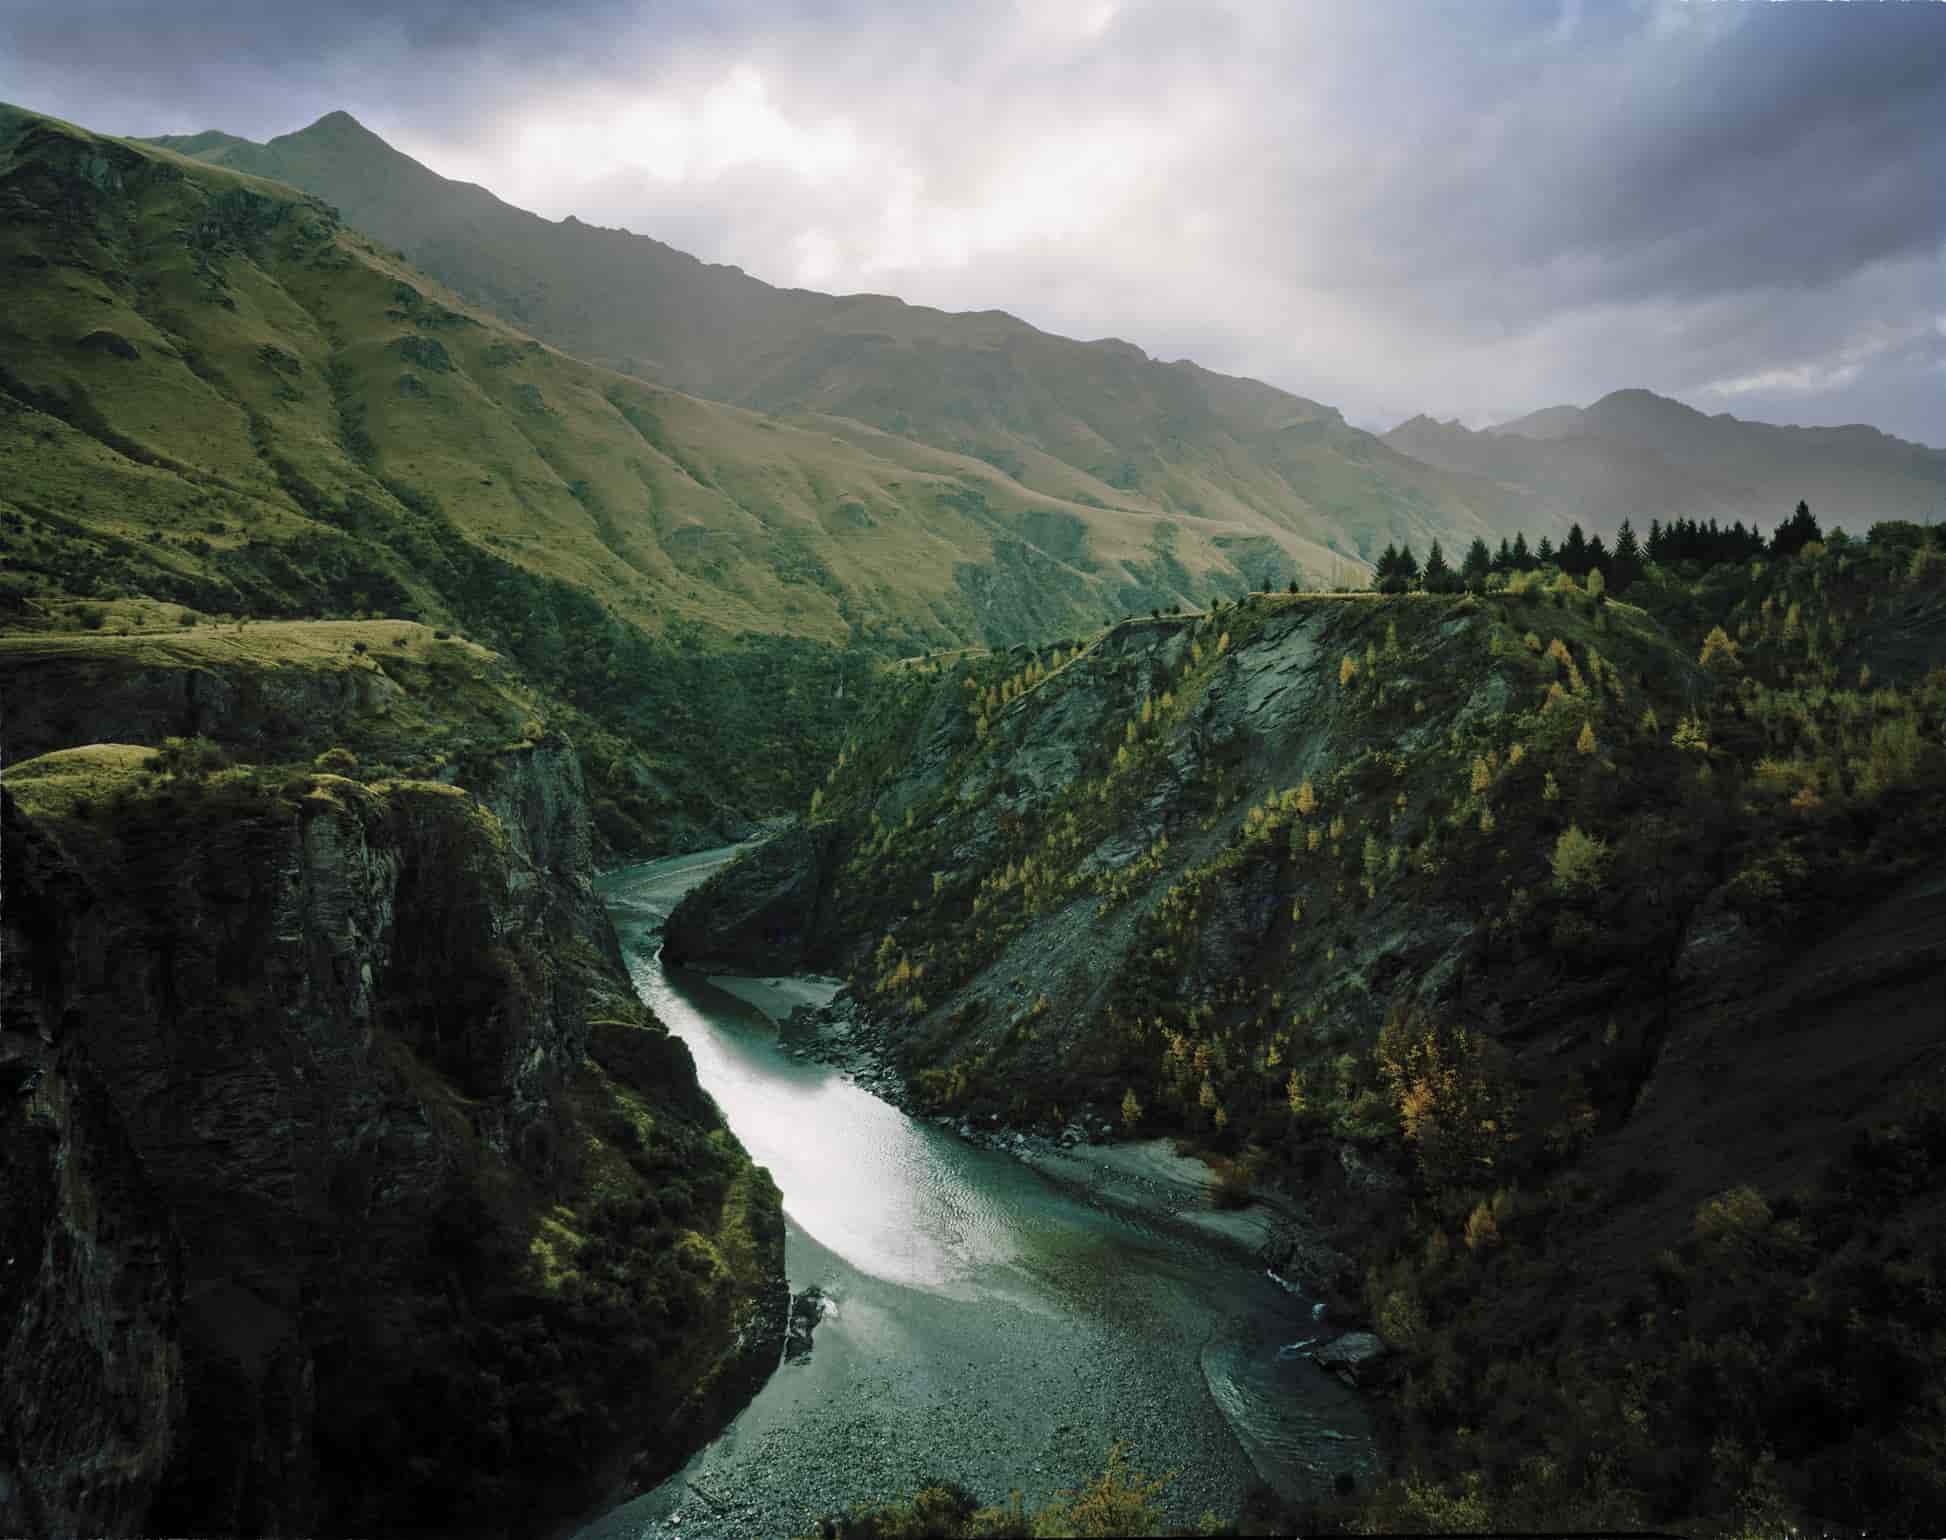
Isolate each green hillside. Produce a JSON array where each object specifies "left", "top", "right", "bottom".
[
  {"left": 151, "top": 110, "right": 1550, "bottom": 571},
  {"left": 2, "top": 101, "right": 1386, "bottom": 846}
]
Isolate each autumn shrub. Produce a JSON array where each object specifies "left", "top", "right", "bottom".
[{"left": 1374, "top": 1008, "right": 1517, "bottom": 1192}]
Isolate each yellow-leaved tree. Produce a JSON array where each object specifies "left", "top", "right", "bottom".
[
  {"left": 1550, "top": 823, "right": 1610, "bottom": 895},
  {"left": 1463, "top": 1198, "right": 1500, "bottom": 1251},
  {"left": 1672, "top": 714, "right": 1710, "bottom": 753},
  {"left": 1031, "top": 1443, "right": 1173, "bottom": 1538},
  {"left": 1376, "top": 1008, "right": 1517, "bottom": 1191},
  {"left": 1699, "top": 625, "right": 1742, "bottom": 674}
]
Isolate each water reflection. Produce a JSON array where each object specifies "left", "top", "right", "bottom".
[
  {"left": 640, "top": 961, "right": 1026, "bottom": 1298},
  {"left": 582, "top": 853, "right": 1376, "bottom": 1535}
]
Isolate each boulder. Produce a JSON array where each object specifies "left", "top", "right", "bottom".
[{"left": 1313, "top": 1330, "right": 1389, "bottom": 1387}]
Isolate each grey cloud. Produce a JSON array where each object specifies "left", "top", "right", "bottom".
[{"left": 2, "top": 0, "right": 1939, "bottom": 442}]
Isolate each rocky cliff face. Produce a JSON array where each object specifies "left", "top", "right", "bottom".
[
  {"left": 660, "top": 552, "right": 1946, "bottom": 1534},
  {"left": 660, "top": 821, "right": 844, "bottom": 975},
  {"left": 670, "top": 593, "right": 1714, "bottom": 1097},
  {"left": 666, "top": 583, "right": 1935, "bottom": 1214},
  {"left": 1, "top": 729, "right": 783, "bottom": 1537}
]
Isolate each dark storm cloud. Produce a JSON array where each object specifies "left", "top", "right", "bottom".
[
  {"left": 3, "top": 0, "right": 1940, "bottom": 442},
  {"left": 1229, "top": 4, "right": 1945, "bottom": 314}
]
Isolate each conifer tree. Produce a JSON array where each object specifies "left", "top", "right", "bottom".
[
  {"left": 1374, "top": 542, "right": 1402, "bottom": 593},
  {"left": 1493, "top": 536, "right": 1514, "bottom": 573},
  {"left": 1551, "top": 823, "right": 1610, "bottom": 894},
  {"left": 1561, "top": 523, "right": 1591, "bottom": 577},
  {"left": 1512, "top": 530, "right": 1534, "bottom": 571},
  {"left": 1773, "top": 499, "right": 1822, "bottom": 558},
  {"left": 1422, "top": 539, "right": 1456, "bottom": 593},
  {"left": 1611, "top": 519, "right": 1644, "bottom": 593},
  {"left": 1537, "top": 535, "right": 1556, "bottom": 566},
  {"left": 1463, "top": 538, "right": 1494, "bottom": 593}
]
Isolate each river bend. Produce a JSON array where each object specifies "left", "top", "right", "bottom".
[{"left": 574, "top": 850, "right": 1373, "bottom": 1539}]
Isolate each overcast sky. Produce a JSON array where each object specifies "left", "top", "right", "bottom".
[{"left": 5, "top": 0, "right": 1942, "bottom": 442}]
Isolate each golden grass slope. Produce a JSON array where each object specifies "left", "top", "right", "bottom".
[
  {"left": 151, "top": 110, "right": 1543, "bottom": 579},
  {"left": 0, "top": 618, "right": 546, "bottom": 775},
  {"left": 2, "top": 102, "right": 1362, "bottom": 650}
]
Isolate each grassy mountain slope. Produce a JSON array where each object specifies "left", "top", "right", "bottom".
[
  {"left": 5, "top": 100, "right": 1380, "bottom": 846},
  {"left": 1387, "top": 388, "right": 1946, "bottom": 540},
  {"left": 5, "top": 100, "right": 1250, "bottom": 646},
  {"left": 152, "top": 111, "right": 1550, "bottom": 572},
  {"left": 672, "top": 524, "right": 1946, "bottom": 1533}
]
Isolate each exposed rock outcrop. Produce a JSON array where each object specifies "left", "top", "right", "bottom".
[
  {"left": 0, "top": 732, "right": 784, "bottom": 1538},
  {"left": 1312, "top": 1331, "right": 1390, "bottom": 1388},
  {"left": 661, "top": 820, "right": 844, "bottom": 975}
]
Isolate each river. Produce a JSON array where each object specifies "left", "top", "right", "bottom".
[{"left": 575, "top": 849, "right": 1374, "bottom": 1539}]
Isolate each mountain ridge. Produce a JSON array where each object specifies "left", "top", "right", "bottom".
[
  {"left": 148, "top": 109, "right": 1548, "bottom": 568},
  {"left": 1494, "top": 386, "right": 1944, "bottom": 451},
  {"left": 1386, "top": 386, "right": 1945, "bottom": 538}
]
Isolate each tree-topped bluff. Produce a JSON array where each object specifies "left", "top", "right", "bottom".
[
  {"left": 0, "top": 623, "right": 788, "bottom": 1537},
  {"left": 670, "top": 525, "right": 1946, "bottom": 1533}
]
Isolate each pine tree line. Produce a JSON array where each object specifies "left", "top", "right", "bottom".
[{"left": 1366, "top": 500, "right": 1826, "bottom": 597}]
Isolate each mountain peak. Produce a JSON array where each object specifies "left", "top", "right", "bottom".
[
  {"left": 277, "top": 109, "right": 390, "bottom": 152},
  {"left": 1588, "top": 387, "right": 1703, "bottom": 419}
]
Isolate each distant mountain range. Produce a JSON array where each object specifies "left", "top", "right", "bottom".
[
  {"left": 150, "top": 112, "right": 1945, "bottom": 560},
  {"left": 1386, "top": 389, "right": 1945, "bottom": 539},
  {"left": 148, "top": 111, "right": 1554, "bottom": 576}
]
